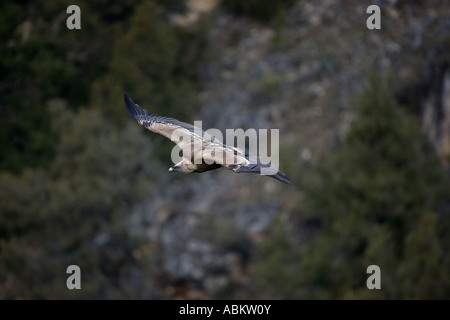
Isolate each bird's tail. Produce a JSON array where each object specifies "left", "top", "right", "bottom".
[
  {"left": 269, "top": 169, "right": 291, "bottom": 184},
  {"left": 233, "top": 163, "right": 291, "bottom": 184}
]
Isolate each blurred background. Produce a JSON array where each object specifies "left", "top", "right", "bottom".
[{"left": 0, "top": 0, "right": 449, "bottom": 299}]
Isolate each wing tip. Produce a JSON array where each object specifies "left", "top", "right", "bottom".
[
  {"left": 124, "top": 93, "right": 133, "bottom": 108},
  {"left": 275, "top": 170, "right": 292, "bottom": 185},
  {"left": 124, "top": 93, "right": 133, "bottom": 111},
  {"left": 123, "top": 93, "right": 142, "bottom": 119},
  {"left": 268, "top": 170, "right": 291, "bottom": 184}
]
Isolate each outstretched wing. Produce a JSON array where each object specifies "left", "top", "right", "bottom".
[{"left": 124, "top": 94, "right": 203, "bottom": 150}]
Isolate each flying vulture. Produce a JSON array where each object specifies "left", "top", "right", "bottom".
[{"left": 124, "top": 94, "right": 290, "bottom": 184}]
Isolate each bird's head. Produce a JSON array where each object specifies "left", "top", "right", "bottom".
[
  {"left": 168, "top": 166, "right": 181, "bottom": 173},
  {"left": 169, "top": 163, "right": 196, "bottom": 173},
  {"left": 169, "top": 161, "right": 196, "bottom": 173}
]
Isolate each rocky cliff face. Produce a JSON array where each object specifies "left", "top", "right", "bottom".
[
  {"left": 129, "top": 0, "right": 450, "bottom": 298},
  {"left": 421, "top": 63, "right": 450, "bottom": 170}
]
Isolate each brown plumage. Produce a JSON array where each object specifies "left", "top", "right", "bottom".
[{"left": 124, "top": 94, "right": 290, "bottom": 184}]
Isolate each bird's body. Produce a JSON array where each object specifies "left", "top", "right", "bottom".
[
  {"left": 169, "top": 160, "right": 221, "bottom": 173},
  {"left": 124, "top": 94, "right": 290, "bottom": 184}
]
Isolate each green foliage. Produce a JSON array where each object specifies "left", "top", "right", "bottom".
[
  {"left": 249, "top": 218, "right": 302, "bottom": 299},
  {"left": 249, "top": 72, "right": 284, "bottom": 105},
  {"left": 0, "top": 0, "right": 211, "bottom": 298},
  {"left": 0, "top": 1, "right": 137, "bottom": 172},
  {"left": 302, "top": 75, "right": 450, "bottom": 299},
  {"left": 90, "top": 0, "right": 209, "bottom": 124},
  {"left": 0, "top": 0, "right": 208, "bottom": 172},
  {"left": 248, "top": 74, "right": 450, "bottom": 299},
  {"left": 89, "top": 0, "right": 210, "bottom": 164},
  {"left": 222, "top": 0, "right": 295, "bottom": 23},
  {"left": 0, "top": 102, "right": 159, "bottom": 298}
]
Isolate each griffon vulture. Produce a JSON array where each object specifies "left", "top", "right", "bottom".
[{"left": 124, "top": 94, "right": 290, "bottom": 184}]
